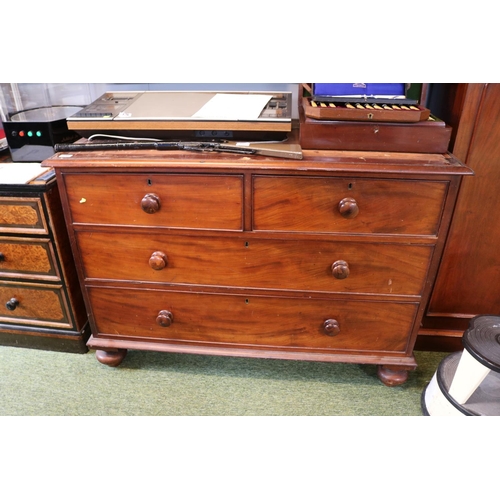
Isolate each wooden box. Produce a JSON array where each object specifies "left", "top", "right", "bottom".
[
  {"left": 298, "top": 103, "right": 452, "bottom": 153},
  {"left": 303, "top": 97, "right": 430, "bottom": 123}
]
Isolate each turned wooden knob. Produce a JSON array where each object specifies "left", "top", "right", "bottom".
[
  {"left": 149, "top": 251, "right": 168, "bottom": 270},
  {"left": 141, "top": 193, "right": 161, "bottom": 214},
  {"left": 338, "top": 197, "right": 359, "bottom": 219},
  {"left": 331, "top": 260, "right": 350, "bottom": 279},
  {"left": 323, "top": 319, "right": 340, "bottom": 336},
  {"left": 5, "top": 298, "right": 19, "bottom": 311},
  {"left": 156, "top": 310, "right": 173, "bottom": 327}
]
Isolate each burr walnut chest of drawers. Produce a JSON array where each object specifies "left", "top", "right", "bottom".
[
  {"left": 0, "top": 163, "right": 89, "bottom": 352},
  {"left": 44, "top": 147, "right": 471, "bottom": 385}
]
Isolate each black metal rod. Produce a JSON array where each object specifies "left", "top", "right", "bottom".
[{"left": 54, "top": 141, "right": 257, "bottom": 155}]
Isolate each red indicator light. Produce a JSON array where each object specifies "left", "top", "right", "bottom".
[{"left": 19, "top": 131, "right": 25, "bottom": 137}]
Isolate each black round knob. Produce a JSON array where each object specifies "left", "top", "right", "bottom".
[{"left": 6, "top": 298, "right": 19, "bottom": 311}]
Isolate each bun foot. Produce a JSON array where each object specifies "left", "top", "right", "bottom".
[
  {"left": 95, "top": 349, "right": 127, "bottom": 367},
  {"left": 377, "top": 365, "right": 409, "bottom": 386}
]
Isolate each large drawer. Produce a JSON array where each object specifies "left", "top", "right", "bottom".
[
  {"left": 0, "top": 237, "right": 60, "bottom": 280},
  {"left": 63, "top": 173, "right": 243, "bottom": 230},
  {"left": 0, "top": 197, "right": 48, "bottom": 235},
  {"left": 77, "top": 231, "right": 433, "bottom": 296},
  {"left": 253, "top": 176, "right": 448, "bottom": 236},
  {"left": 0, "top": 281, "right": 72, "bottom": 328},
  {"left": 88, "top": 286, "right": 418, "bottom": 353}
]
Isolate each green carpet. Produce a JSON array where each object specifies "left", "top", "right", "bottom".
[{"left": 0, "top": 345, "right": 448, "bottom": 416}]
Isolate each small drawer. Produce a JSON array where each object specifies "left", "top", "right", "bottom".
[
  {"left": 0, "top": 197, "right": 48, "bottom": 235},
  {"left": 63, "top": 173, "right": 243, "bottom": 230},
  {"left": 253, "top": 175, "right": 448, "bottom": 236},
  {"left": 88, "top": 286, "right": 418, "bottom": 354},
  {"left": 0, "top": 281, "right": 72, "bottom": 328},
  {"left": 0, "top": 237, "right": 60, "bottom": 281},
  {"left": 77, "top": 231, "right": 433, "bottom": 296}
]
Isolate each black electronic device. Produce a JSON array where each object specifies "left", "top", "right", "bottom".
[{"left": 2, "top": 106, "right": 83, "bottom": 162}]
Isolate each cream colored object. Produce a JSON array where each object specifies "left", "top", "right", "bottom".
[
  {"left": 448, "top": 349, "right": 491, "bottom": 404},
  {"left": 0, "top": 163, "right": 51, "bottom": 184},
  {"left": 424, "top": 371, "right": 465, "bottom": 416}
]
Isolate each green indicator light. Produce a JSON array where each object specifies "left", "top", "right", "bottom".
[
  {"left": 36, "top": 131, "right": 42, "bottom": 137},
  {"left": 27, "top": 131, "right": 33, "bottom": 137}
]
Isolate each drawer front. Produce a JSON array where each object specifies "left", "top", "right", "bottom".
[
  {"left": 77, "top": 231, "right": 432, "bottom": 296},
  {"left": 0, "top": 238, "right": 59, "bottom": 280},
  {"left": 63, "top": 173, "right": 243, "bottom": 230},
  {"left": 0, "top": 197, "right": 48, "bottom": 234},
  {"left": 0, "top": 281, "right": 71, "bottom": 328},
  {"left": 88, "top": 286, "right": 418, "bottom": 353},
  {"left": 253, "top": 176, "right": 448, "bottom": 235}
]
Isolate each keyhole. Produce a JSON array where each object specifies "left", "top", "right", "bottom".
[
  {"left": 348, "top": 183, "right": 353, "bottom": 190},
  {"left": 147, "top": 179, "right": 152, "bottom": 186}
]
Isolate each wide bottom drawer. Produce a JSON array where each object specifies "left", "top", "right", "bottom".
[{"left": 88, "top": 286, "right": 418, "bottom": 354}]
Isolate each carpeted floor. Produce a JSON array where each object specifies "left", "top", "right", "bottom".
[
  {"left": 0, "top": 345, "right": 448, "bottom": 416},
  {"left": 2, "top": 344, "right": 497, "bottom": 500}
]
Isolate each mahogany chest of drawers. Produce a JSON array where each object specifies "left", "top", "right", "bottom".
[
  {"left": 0, "top": 163, "right": 89, "bottom": 352},
  {"left": 44, "top": 147, "right": 471, "bottom": 385}
]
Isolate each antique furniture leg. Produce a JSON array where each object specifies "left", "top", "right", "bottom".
[
  {"left": 95, "top": 349, "right": 127, "bottom": 367},
  {"left": 377, "top": 365, "right": 409, "bottom": 386}
]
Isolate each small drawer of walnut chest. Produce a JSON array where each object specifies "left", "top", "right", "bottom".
[
  {"left": 64, "top": 173, "right": 244, "bottom": 230},
  {"left": 253, "top": 176, "right": 448, "bottom": 236},
  {"left": 0, "top": 281, "right": 72, "bottom": 328},
  {"left": 0, "top": 196, "right": 49, "bottom": 234},
  {"left": 0, "top": 237, "right": 60, "bottom": 280}
]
